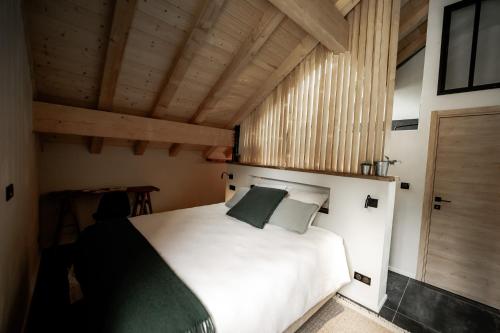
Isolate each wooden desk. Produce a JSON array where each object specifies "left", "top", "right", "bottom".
[{"left": 47, "top": 186, "right": 160, "bottom": 247}]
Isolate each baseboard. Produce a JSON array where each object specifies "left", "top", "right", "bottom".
[
  {"left": 21, "top": 253, "right": 41, "bottom": 333},
  {"left": 388, "top": 266, "right": 414, "bottom": 279},
  {"left": 377, "top": 293, "right": 388, "bottom": 313}
]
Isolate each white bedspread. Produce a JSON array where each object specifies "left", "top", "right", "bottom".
[{"left": 130, "top": 203, "right": 350, "bottom": 333}]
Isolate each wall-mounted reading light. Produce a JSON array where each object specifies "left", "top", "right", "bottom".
[
  {"left": 364, "top": 195, "right": 378, "bottom": 208},
  {"left": 221, "top": 172, "right": 233, "bottom": 180}
]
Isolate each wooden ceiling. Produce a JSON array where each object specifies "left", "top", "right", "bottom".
[
  {"left": 397, "top": 0, "right": 428, "bottom": 66},
  {"left": 24, "top": 0, "right": 427, "bottom": 159}
]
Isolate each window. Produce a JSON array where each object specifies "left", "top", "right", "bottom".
[{"left": 438, "top": 0, "right": 500, "bottom": 95}]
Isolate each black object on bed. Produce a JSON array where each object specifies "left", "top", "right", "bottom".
[
  {"left": 74, "top": 218, "right": 215, "bottom": 333},
  {"left": 226, "top": 186, "right": 287, "bottom": 228},
  {"left": 92, "top": 191, "right": 131, "bottom": 222}
]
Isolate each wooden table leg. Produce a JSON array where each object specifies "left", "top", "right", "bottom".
[
  {"left": 132, "top": 192, "right": 141, "bottom": 217},
  {"left": 146, "top": 192, "right": 153, "bottom": 214},
  {"left": 139, "top": 193, "right": 146, "bottom": 215}
]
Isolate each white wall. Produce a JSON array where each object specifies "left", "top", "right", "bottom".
[
  {"left": 227, "top": 164, "right": 396, "bottom": 312},
  {"left": 392, "top": 49, "right": 425, "bottom": 120},
  {"left": 385, "top": 49, "right": 425, "bottom": 277},
  {"left": 386, "top": 0, "right": 500, "bottom": 278},
  {"left": 39, "top": 143, "right": 227, "bottom": 213},
  {"left": 0, "top": 1, "right": 39, "bottom": 331}
]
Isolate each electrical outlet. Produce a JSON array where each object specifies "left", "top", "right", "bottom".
[
  {"left": 5, "top": 184, "right": 14, "bottom": 202},
  {"left": 354, "top": 271, "right": 371, "bottom": 285}
]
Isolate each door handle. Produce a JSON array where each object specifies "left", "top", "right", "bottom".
[{"left": 434, "top": 196, "right": 451, "bottom": 203}]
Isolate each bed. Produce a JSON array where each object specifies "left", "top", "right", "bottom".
[{"left": 127, "top": 202, "right": 351, "bottom": 333}]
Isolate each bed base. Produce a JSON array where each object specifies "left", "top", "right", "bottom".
[{"left": 283, "top": 292, "right": 335, "bottom": 333}]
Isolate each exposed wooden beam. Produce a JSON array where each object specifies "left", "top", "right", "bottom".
[
  {"left": 204, "top": 146, "right": 219, "bottom": 160},
  {"left": 224, "top": 147, "right": 233, "bottom": 158},
  {"left": 335, "top": 0, "right": 362, "bottom": 16},
  {"left": 169, "top": 5, "right": 285, "bottom": 157},
  {"left": 399, "top": 0, "right": 428, "bottom": 41},
  {"left": 203, "top": 0, "right": 359, "bottom": 160},
  {"left": 33, "top": 102, "right": 234, "bottom": 148},
  {"left": 151, "top": 0, "right": 226, "bottom": 118},
  {"left": 191, "top": 6, "right": 285, "bottom": 125},
  {"left": 202, "top": 0, "right": 360, "bottom": 160},
  {"left": 204, "top": 34, "right": 319, "bottom": 160},
  {"left": 268, "top": 0, "right": 349, "bottom": 52},
  {"left": 133, "top": 0, "right": 226, "bottom": 155},
  {"left": 228, "top": 34, "right": 319, "bottom": 128},
  {"left": 397, "top": 21, "right": 427, "bottom": 66},
  {"left": 134, "top": 141, "right": 149, "bottom": 155},
  {"left": 89, "top": 0, "right": 138, "bottom": 154}
]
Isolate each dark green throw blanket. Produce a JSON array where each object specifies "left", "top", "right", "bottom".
[{"left": 74, "top": 218, "right": 215, "bottom": 333}]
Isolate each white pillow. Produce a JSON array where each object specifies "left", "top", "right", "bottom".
[
  {"left": 288, "top": 189, "right": 329, "bottom": 227},
  {"left": 288, "top": 189, "right": 328, "bottom": 207}
]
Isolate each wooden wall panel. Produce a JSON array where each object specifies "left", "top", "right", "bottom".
[{"left": 239, "top": 0, "right": 399, "bottom": 173}]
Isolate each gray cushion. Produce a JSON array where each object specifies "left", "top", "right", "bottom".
[
  {"left": 268, "top": 198, "right": 319, "bottom": 234},
  {"left": 226, "top": 186, "right": 287, "bottom": 229},
  {"left": 225, "top": 187, "right": 250, "bottom": 208}
]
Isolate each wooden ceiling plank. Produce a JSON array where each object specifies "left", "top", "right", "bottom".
[
  {"left": 192, "top": 6, "right": 285, "bottom": 124},
  {"left": 150, "top": 0, "right": 227, "bottom": 118},
  {"left": 89, "top": 0, "right": 138, "bottom": 154},
  {"left": 169, "top": 5, "right": 285, "bottom": 157},
  {"left": 397, "top": 21, "right": 427, "bottom": 66},
  {"left": 267, "top": 0, "right": 349, "bottom": 52},
  {"left": 228, "top": 34, "right": 319, "bottom": 128},
  {"left": 202, "top": 0, "right": 359, "bottom": 159},
  {"left": 204, "top": 34, "right": 319, "bottom": 159},
  {"left": 335, "top": 0, "right": 362, "bottom": 16},
  {"left": 134, "top": 0, "right": 226, "bottom": 155},
  {"left": 399, "top": 0, "right": 428, "bottom": 41},
  {"left": 33, "top": 102, "right": 234, "bottom": 147}
]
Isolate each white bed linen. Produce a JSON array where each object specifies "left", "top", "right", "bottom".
[{"left": 130, "top": 203, "right": 350, "bottom": 333}]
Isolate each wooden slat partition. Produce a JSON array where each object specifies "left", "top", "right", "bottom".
[{"left": 239, "top": 0, "right": 399, "bottom": 173}]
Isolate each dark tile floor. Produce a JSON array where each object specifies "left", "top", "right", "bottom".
[{"left": 379, "top": 271, "right": 500, "bottom": 333}]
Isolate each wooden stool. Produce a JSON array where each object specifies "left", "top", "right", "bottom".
[{"left": 129, "top": 186, "right": 160, "bottom": 217}]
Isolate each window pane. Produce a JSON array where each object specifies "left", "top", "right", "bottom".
[
  {"left": 445, "top": 4, "right": 475, "bottom": 90},
  {"left": 474, "top": 0, "right": 500, "bottom": 86}
]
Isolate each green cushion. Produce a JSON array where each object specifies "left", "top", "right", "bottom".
[
  {"left": 268, "top": 198, "right": 319, "bottom": 234},
  {"left": 226, "top": 186, "right": 288, "bottom": 229}
]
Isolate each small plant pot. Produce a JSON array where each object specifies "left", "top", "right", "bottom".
[{"left": 360, "top": 162, "right": 372, "bottom": 175}]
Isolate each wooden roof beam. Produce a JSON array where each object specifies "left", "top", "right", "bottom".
[
  {"left": 169, "top": 5, "right": 285, "bottom": 157},
  {"left": 33, "top": 102, "right": 234, "bottom": 148},
  {"left": 267, "top": 0, "right": 349, "bottom": 52},
  {"left": 399, "top": 0, "right": 428, "bottom": 41},
  {"left": 229, "top": 34, "right": 319, "bottom": 128},
  {"left": 133, "top": 0, "right": 226, "bottom": 156},
  {"left": 203, "top": 0, "right": 360, "bottom": 160},
  {"left": 203, "top": 34, "right": 319, "bottom": 159},
  {"left": 397, "top": 21, "right": 427, "bottom": 67},
  {"left": 89, "top": 0, "right": 138, "bottom": 154}
]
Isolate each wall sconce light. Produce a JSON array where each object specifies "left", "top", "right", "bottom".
[
  {"left": 221, "top": 172, "right": 234, "bottom": 180},
  {"left": 364, "top": 195, "right": 378, "bottom": 208}
]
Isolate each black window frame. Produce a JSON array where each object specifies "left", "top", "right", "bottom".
[{"left": 437, "top": 0, "right": 500, "bottom": 95}]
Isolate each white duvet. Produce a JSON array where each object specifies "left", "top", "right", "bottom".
[{"left": 130, "top": 203, "right": 350, "bottom": 333}]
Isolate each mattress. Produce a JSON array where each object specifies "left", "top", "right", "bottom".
[{"left": 130, "top": 203, "right": 351, "bottom": 333}]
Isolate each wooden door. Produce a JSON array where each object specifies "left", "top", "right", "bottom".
[{"left": 423, "top": 110, "right": 500, "bottom": 309}]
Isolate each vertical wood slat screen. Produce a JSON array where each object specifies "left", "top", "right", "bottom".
[{"left": 239, "top": 0, "right": 400, "bottom": 174}]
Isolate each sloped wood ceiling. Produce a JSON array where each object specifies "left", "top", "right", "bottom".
[
  {"left": 24, "top": 0, "right": 425, "bottom": 159},
  {"left": 24, "top": 0, "right": 312, "bottom": 156}
]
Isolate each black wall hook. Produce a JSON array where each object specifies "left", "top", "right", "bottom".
[{"left": 365, "top": 195, "right": 378, "bottom": 208}]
